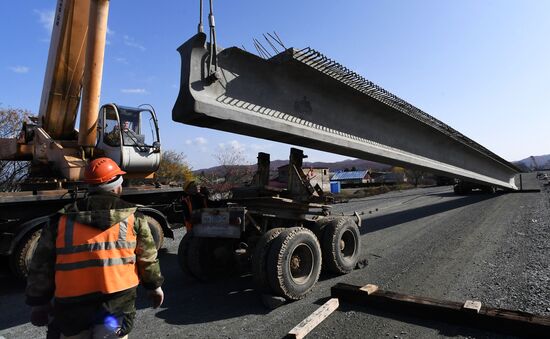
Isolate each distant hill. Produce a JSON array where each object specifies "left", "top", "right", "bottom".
[
  {"left": 194, "top": 158, "right": 391, "bottom": 176},
  {"left": 195, "top": 153, "right": 550, "bottom": 177},
  {"left": 513, "top": 154, "right": 550, "bottom": 171}
]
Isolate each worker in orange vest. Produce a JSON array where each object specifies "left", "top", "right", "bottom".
[
  {"left": 181, "top": 180, "right": 208, "bottom": 230},
  {"left": 25, "top": 158, "right": 164, "bottom": 338}
]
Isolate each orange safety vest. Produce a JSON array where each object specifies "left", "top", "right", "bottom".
[
  {"left": 182, "top": 195, "right": 208, "bottom": 231},
  {"left": 54, "top": 214, "right": 140, "bottom": 299},
  {"left": 182, "top": 196, "right": 193, "bottom": 231}
]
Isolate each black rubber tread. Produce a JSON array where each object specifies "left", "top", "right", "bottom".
[
  {"left": 321, "top": 217, "right": 361, "bottom": 274},
  {"left": 453, "top": 185, "right": 466, "bottom": 195},
  {"left": 267, "top": 227, "right": 322, "bottom": 300},
  {"left": 251, "top": 228, "right": 285, "bottom": 292},
  {"left": 186, "top": 236, "right": 209, "bottom": 281},
  {"left": 9, "top": 229, "right": 42, "bottom": 281},
  {"left": 187, "top": 236, "right": 238, "bottom": 282},
  {"left": 177, "top": 231, "right": 193, "bottom": 277},
  {"left": 144, "top": 215, "right": 165, "bottom": 250},
  {"left": 309, "top": 216, "right": 341, "bottom": 239}
]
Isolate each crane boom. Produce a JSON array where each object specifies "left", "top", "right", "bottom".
[
  {"left": 38, "top": 0, "right": 88, "bottom": 140},
  {"left": 38, "top": 0, "right": 108, "bottom": 148},
  {"left": 1, "top": 0, "right": 160, "bottom": 181}
]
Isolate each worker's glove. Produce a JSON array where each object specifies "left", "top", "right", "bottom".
[
  {"left": 147, "top": 287, "right": 164, "bottom": 308},
  {"left": 30, "top": 304, "right": 51, "bottom": 327}
]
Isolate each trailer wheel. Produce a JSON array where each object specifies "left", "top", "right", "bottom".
[
  {"left": 251, "top": 228, "right": 285, "bottom": 292},
  {"left": 144, "top": 215, "right": 164, "bottom": 250},
  {"left": 322, "top": 217, "right": 360, "bottom": 274},
  {"left": 9, "top": 229, "right": 41, "bottom": 280},
  {"left": 177, "top": 231, "right": 193, "bottom": 277},
  {"left": 267, "top": 227, "right": 322, "bottom": 300},
  {"left": 187, "top": 237, "right": 237, "bottom": 282}
]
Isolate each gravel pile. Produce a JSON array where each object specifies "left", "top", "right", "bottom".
[{"left": 478, "top": 182, "right": 550, "bottom": 315}]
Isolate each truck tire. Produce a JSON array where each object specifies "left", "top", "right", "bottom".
[
  {"left": 144, "top": 215, "right": 164, "bottom": 250},
  {"left": 251, "top": 228, "right": 285, "bottom": 292},
  {"left": 321, "top": 217, "right": 360, "bottom": 274},
  {"left": 177, "top": 231, "right": 193, "bottom": 277},
  {"left": 267, "top": 227, "right": 322, "bottom": 300},
  {"left": 187, "top": 236, "right": 237, "bottom": 282},
  {"left": 9, "top": 229, "right": 41, "bottom": 280}
]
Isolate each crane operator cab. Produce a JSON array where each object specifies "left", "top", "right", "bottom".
[{"left": 96, "top": 103, "right": 161, "bottom": 174}]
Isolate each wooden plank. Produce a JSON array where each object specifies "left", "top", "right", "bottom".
[
  {"left": 287, "top": 298, "right": 339, "bottom": 339},
  {"left": 360, "top": 284, "right": 379, "bottom": 295},
  {"left": 463, "top": 300, "right": 482, "bottom": 313},
  {"left": 331, "top": 283, "right": 550, "bottom": 338}
]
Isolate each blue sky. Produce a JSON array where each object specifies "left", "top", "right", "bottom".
[{"left": 1, "top": 1, "right": 548, "bottom": 169}]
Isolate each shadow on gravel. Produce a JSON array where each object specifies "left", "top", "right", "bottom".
[
  {"left": 0, "top": 248, "right": 270, "bottom": 330},
  {"left": 345, "top": 186, "right": 450, "bottom": 203},
  {"left": 0, "top": 258, "right": 31, "bottom": 330},
  {"left": 361, "top": 194, "right": 497, "bottom": 234},
  {"left": 336, "top": 302, "right": 498, "bottom": 338},
  {"left": 139, "top": 252, "right": 269, "bottom": 325}
]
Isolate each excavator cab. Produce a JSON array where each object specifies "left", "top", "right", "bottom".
[{"left": 97, "top": 103, "right": 161, "bottom": 174}]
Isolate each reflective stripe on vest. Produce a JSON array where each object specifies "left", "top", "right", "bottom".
[{"left": 55, "top": 214, "right": 140, "bottom": 298}]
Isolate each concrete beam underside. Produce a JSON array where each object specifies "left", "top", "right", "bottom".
[{"left": 173, "top": 34, "right": 519, "bottom": 190}]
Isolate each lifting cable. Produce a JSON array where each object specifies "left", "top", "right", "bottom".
[
  {"left": 198, "top": 0, "right": 218, "bottom": 78},
  {"left": 197, "top": 0, "right": 204, "bottom": 33}
]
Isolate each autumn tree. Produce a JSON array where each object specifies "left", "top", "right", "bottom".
[
  {"left": 155, "top": 150, "right": 194, "bottom": 185},
  {"left": 206, "top": 144, "right": 254, "bottom": 193},
  {"left": 390, "top": 166, "right": 405, "bottom": 174},
  {"left": 0, "top": 107, "right": 32, "bottom": 191},
  {"left": 406, "top": 168, "right": 425, "bottom": 187}
]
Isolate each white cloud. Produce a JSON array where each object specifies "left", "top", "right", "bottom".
[
  {"left": 105, "top": 27, "right": 115, "bottom": 45},
  {"left": 123, "top": 35, "right": 146, "bottom": 51},
  {"left": 219, "top": 140, "right": 246, "bottom": 152},
  {"left": 186, "top": 137, "right": 207, "bottom": 146},
  {"left": 34, "top": 9, "right": 54, "bottom": 32},
  {"left": 114, "top": 57, "right": 128, "bottom": 64},
  {"left": 195, "top": 137, "right": 208, "bottom": 145},
  {"left": 121, "top": 88, "right": 148, "bottom": 94},
  {"left": 9, "top": 66, "right": 30, "bottom": 74},
  {"left": 229, "top": 140, "right": 245, "bottom": 151}
]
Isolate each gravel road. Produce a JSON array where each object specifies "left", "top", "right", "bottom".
[{"left": 1, "top": 173, "right": 548, "bottom": 338}]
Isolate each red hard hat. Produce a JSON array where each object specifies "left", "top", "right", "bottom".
[{"left": 84, "top": 158, "right": 126, "bottom": 184}]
